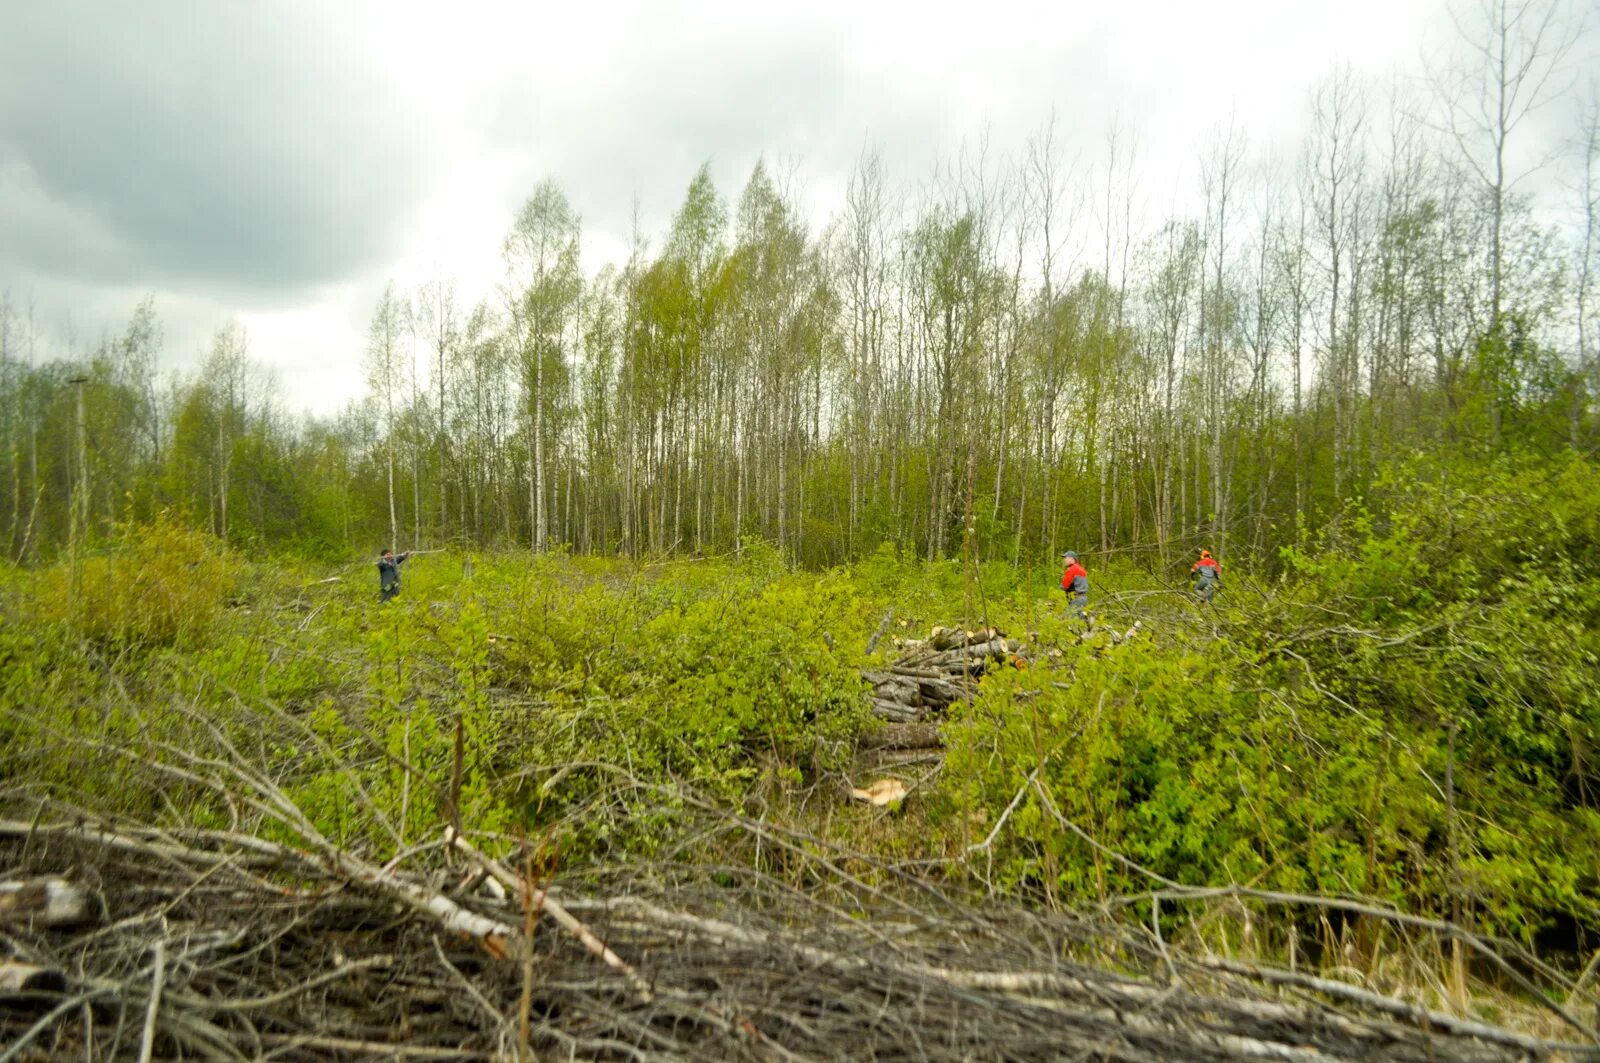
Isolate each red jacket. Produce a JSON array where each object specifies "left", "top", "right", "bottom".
[
  {"left": 1190, "top": 558, "right": 1220, "bottom": 576},
  {"left": 1061, "top": 561, "right": 1088, "bottom": 593}
]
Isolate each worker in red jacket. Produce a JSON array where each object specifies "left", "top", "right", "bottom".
[
  {"left": 1190, "top": 549, "right": 1221, "bottom": 602},
  {"left": 1060, "top": 551, "right": 1088, "bottom": 618}
]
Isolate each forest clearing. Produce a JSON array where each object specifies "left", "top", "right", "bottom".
[{"left": 4, "top": 450, "right": 1600, "bottom": 1059}]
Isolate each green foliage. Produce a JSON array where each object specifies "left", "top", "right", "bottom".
[
  {"left": 8, "top": 546, "right": 877, "bottom": 860},
  {"left": 39, "top": 513, "right": 233, "bottom": 651},
  {"left": 1273, "top": 453, "right": 1600, "bottom": 931},
  {"left": 469, "top": 548, "right": 872, "bottom": 841},
  {"left": 6, "top": 451, "right": 1600, "bottom": 957},
  {"left": 941, "top": 451, "right": 1600, "bottom": 943}
]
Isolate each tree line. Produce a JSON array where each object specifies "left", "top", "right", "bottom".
[{"left": 3, "top": 0, "right": 1596, "bottom": 570}]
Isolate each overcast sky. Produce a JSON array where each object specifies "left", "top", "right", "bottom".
[{"left": 1, "top": 0, "right": 1594, "bottom": 415}]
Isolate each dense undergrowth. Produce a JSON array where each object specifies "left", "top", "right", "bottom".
[{"left": 3, "top": 452, "right": 1599, "bottom": 1008}]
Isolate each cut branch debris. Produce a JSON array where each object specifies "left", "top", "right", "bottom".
[{"left": 2, "top": 813, "right": 1591, "bottom": 1062}]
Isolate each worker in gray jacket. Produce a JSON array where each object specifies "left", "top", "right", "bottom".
[{"left": 377, "top": 549, "right": 409, "bottom": 603}]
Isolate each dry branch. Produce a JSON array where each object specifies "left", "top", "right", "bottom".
[
  {"left": 136, "top": 940, "right": 164, "bottom": 1063},
  {"left": 445, "top": 829, "right": 654, "bottom": 1003},
  {"left": 4, "top": 717, "right": 1594, "bottom": 1063}
]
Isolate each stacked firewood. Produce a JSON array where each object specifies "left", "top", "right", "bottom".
[{"left": 863, "top": 625, "right": 1028, "bottom": 722}]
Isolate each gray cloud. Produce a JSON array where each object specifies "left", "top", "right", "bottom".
[
  {"left": 482, "top": 21, "right": 963, "bottom": 247},
  {"left": 476, "top": 10, "right": 1131, "bottom": 263},
  {"left": 0, "top": 2, "right": 425, "bottom": 304},
  {"left": 4, "top": 0, "right": 1595, "bottom": 420}
]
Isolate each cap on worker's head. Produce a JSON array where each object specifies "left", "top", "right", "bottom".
[
  {"left": 1061, "top": 550, "right": 1078, "bottom": 560},
  {"left": 1200, "top": 549, "right": 1212, "bottom": 559}
]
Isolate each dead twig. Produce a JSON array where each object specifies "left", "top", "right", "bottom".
[{"left": 136, "top": 938, "right": 165, "bottom": 1063}]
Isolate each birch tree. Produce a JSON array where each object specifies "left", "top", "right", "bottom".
[
  {"left": 505, "top": 181, "right": 582, "bottom": 551},
  {"left": 365, "top": 284, "right": 406, "bottom": 550}
]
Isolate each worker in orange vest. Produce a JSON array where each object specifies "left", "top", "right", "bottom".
[
  {"left": 1190, "top": 549, "right": 1221, "bottom": 602},
  {"left": 1060, "top": 551, "right": 1088, "bottom": 618}
]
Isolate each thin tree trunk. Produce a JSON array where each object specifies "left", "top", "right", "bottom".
[{"left": 534, "top": 347, "right": 546, "bottom": 551}]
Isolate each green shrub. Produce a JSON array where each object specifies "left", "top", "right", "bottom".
[
  {"left": 942, "top": 452, "right": 1600, "bottom": 942},
  {"left": 40, "top": 514, "right": 234, "bottom": 652}
]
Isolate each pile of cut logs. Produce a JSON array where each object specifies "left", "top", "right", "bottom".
[{"left": 863, "top": 626, "right": 1027, "bottom": 722}]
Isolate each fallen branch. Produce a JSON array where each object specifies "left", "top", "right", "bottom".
[
  {"left": 446, "top": 829, "right": 653, "bottom": 1003},
  {"left": 136, "top": 940, "right": 165, "bottom": 1063},
  {"left": 1195, "top": 957, "right": 1585, "bottom": 1057}
]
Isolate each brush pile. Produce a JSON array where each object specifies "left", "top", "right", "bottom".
[
  {"left": 1, "top": 814, "right": 1586, "bottom": 1062},
  {"left": 863, "top": 626, "right": 1030, "bottom": 722}
]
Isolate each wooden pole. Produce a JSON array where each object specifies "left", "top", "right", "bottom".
[{"left": 68, "top": 374, "right": 89, "bottom": 592}]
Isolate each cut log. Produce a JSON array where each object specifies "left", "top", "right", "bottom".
[
  {"left": 865, "top": 624, "right": 1029, "bottom": 724},
  {"left": 1110, "top": 620, "right": 1143, "bottom": 646},
  {"left": 858, "top": 723, "right": 944, "bottom": 751},
  {"left": 870, "top": 698, "right": 923, "bottom": 723},
  {"left": 0, "top": 878, "right": 99, "bottom": 928},
  {"left": 914, "top": 677, "right": 962, "bottom": 704},
  {"left": 872, "top": 678, "right": 921, "bottom": 704},
  {"left": 922, "top": 642, "right": 1009, "bottom": 668},
  {"left": 0, "top": 961, "right": 66, "bottom": 995}
]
